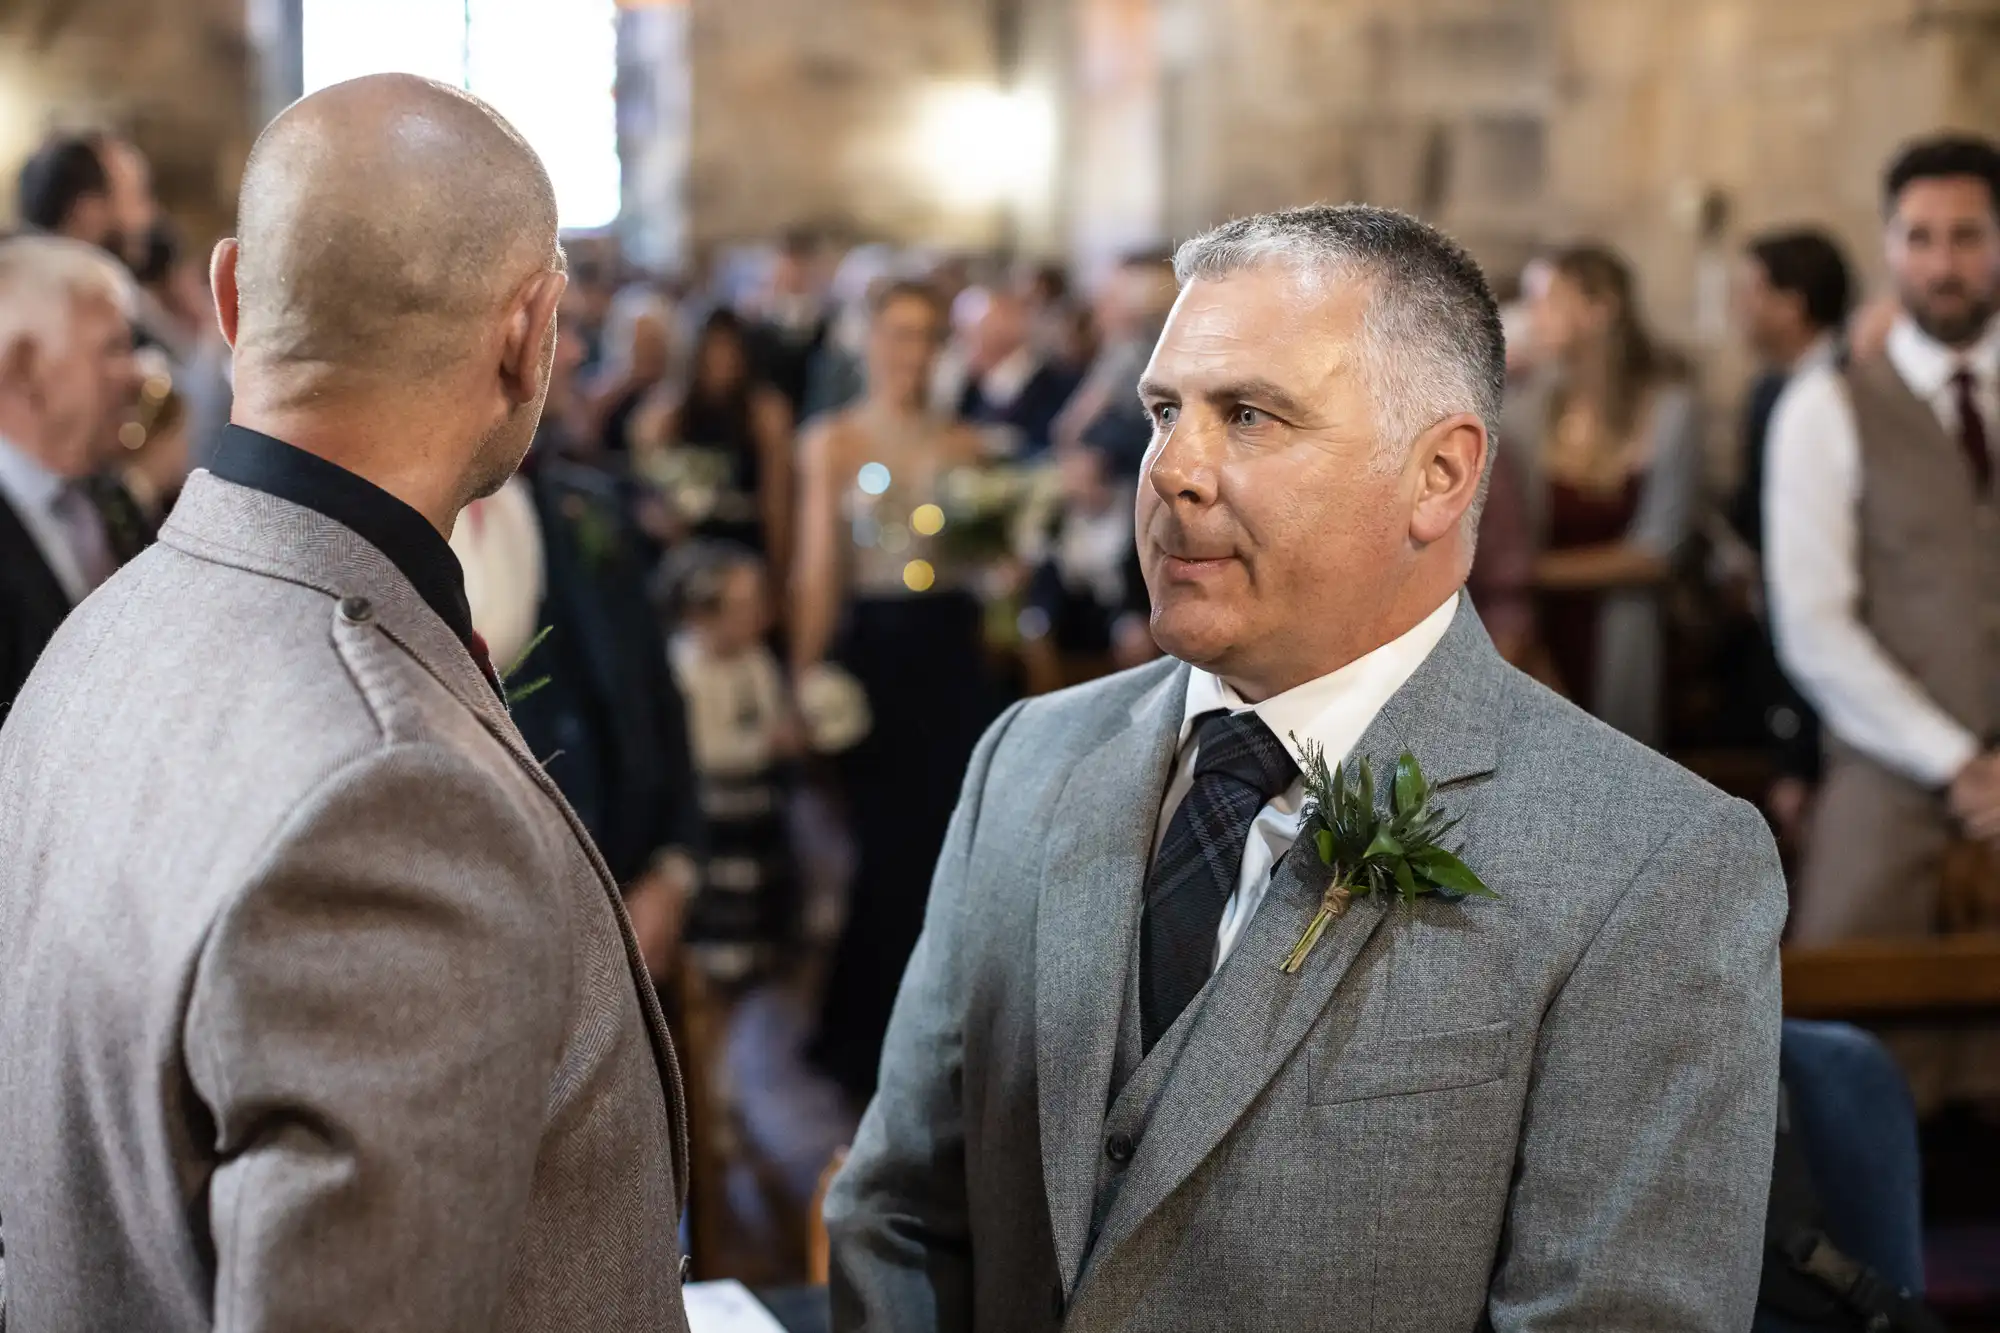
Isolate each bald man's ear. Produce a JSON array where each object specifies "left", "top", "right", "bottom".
[
  {"left": 1407, "top": 413, "right": 1487, "bottom": 546},
  {"left": 500, "top": 269, "right": 569, "bottom": 408},
  {"left": 211, "top": 239, "right": 241, "bottom": 350}
]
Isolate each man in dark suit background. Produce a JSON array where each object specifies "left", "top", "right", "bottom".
[
  {"left": 0, "top": 235, "right": 142, "bottom": 712},
  {"left": 1730, "top": 228, "right": 1854, "bottom": 841},
  {"left": 955, "top": 285, "right": 1082, "bottom": 458}
]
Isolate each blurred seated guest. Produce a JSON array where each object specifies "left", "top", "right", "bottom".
[
  {"left": 0, "top": 235, "right": 141, "bottom": 711},
  {"left": 1507, "top": 243, "right": 1700, "bottom": 748},
  {"left": 953, "top": 285, "right": 1081, "bottom": 459},
  {"left": 1768, "top": 135, "right": 2000, "bottom": 957},
  {"left": 744, "top": 228, "right": 830, "bottom": 419},
  {"left": 793, "top": 279, "right": 1001, "bottom": 1098},
  {"left": 632, "top": 308, "right": 793, "bottom": 572},
  {"left": 1052, "top": 248, "right": 1179, "bottom": 458},
  {"left": 1731, "top": 228, "right": 1853, "bottom": 843},
  {"left": 663, "top": 542, "right": 801, "bottom": 981},
  {"left": 1020, "top": 441, "right": 1153, "bottom": 687},
  {"left": 452, "top": 324, "right": 703, "bottom": 981},
  {"left": 583, "top": 283, "right": 676, "bottom": 458}
]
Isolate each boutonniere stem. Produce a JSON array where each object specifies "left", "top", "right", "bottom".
[{"left": 1279, "top": 739, "right": 1497, "bottom": 975}]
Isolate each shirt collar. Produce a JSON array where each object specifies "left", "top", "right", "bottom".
[
  {"left": 1886, "top": 313, "right": 2000, "bottom": 398},
  {"left": 1792, "top": 332, "right": 1839, "bottom": 377},
  {"left": 0, "top": 432, "right": 69, "bottom": 516},
  {"left": 207, "top": 425, "right": 475, "bottom": 647},
  {"left": 980, "top": 345, "right": 1042, "bottom": 408},
  {"left": 1179, "top": 591, "right": 1460, "bottom": 770}
]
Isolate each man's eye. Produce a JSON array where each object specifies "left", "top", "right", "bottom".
[
  {"left": 1232, "top": 405, "right": 1267, "bottom": 428},
  {"left": 1151, "top": 404, "right": 1178, "bottom": 429}
]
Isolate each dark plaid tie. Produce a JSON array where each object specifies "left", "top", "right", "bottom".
[
  {"left": 1140, "top": 710, "right": 1298, "bottom": 1052},
  {"left": 1952, "top": 368, "right": 1991, "bottom": 496}
]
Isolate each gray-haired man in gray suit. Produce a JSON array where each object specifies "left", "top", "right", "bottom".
[
  {"left": 826, "top": 206, "right": 1787, "bottom": 1332},
  {"left": 0, "top": 76, "right": 690, "bottom": 1331}
]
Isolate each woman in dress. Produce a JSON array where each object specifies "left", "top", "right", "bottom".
[
  {"left": 633, "top": 308, "right": 794, "bottom": 571},
  {"left": 1505, "top": 244, "right": 1701, "bottom": 748},
  {"left": 793, "top": 279, "right": 999, "bottom": 1098}
]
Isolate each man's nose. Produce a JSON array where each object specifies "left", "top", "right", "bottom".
[{"left": 1147, "top": 414, "right": 1220, "bottom": 507}]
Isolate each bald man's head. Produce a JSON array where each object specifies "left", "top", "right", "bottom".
[
  {"left": 214, "top": 75, "right": 571, "bottom": 528},
  {"left": 232, "top": 74, "right": 560, "bottom": 383}
]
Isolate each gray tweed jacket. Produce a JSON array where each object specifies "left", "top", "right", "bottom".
[
  {"left": 0, "top": 471, "right": 690, "bottom": 1332},
  {"left": 826, "top": 598, "right": 1786, "bottom": 1332}
]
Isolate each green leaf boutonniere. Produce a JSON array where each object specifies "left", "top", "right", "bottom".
[
  {"left": 1279, "top": 739, "right": 1498, "bottom": 974},
  {"left": 501, "top": 625, "right": 554, "bottom": 707}
]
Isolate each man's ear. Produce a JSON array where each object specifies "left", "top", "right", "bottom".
[
  {"left": 210, "top": 239, "right": 242, "bottom": 349},
  {"left": 1408, "top": 412, "right": 1488, "bottom": 546},
  {"left": 500, "top": 269, "right": 569, "bottom": 408}
]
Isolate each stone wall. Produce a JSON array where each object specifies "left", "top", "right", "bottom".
[
  {"left": 683, "top": 0, "right": 1006, "bottom": 254},
  {"left": 0, "top": 0, "right": 256, "bottom": 245}
]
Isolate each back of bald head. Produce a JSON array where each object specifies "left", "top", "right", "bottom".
[{"left": 233, "top": 74, "right": 559, "bottom": 388}]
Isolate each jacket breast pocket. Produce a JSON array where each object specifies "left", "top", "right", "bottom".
[{"left": 1307, "top": 1021, "right": 1512, "bottom": 1105}]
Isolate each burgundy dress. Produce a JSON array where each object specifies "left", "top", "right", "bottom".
[{"left": 1539, "top": 474, "right": 1643, "bottom": 708}]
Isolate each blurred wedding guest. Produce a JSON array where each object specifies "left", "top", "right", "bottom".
[
  {"left": 88, "top": 133, "right": 158, "bottom": 275},
  {"left": 562, "top": 252, "right": 618, "bottom": 375},
  {"left": 1767, "top": 135, "right": 2000, "bottom": 958},
  {"left": 633, "top": 307, "right": 794, "bottom": 570},
  {"left": 745, "top": 229, "right": 831, "bottom": 418},
  {"left": 0, "top": 235, "right": 141, "bottom": 711},
  {"left": 585, "top": 282, "right": 677, "bottom": 458},
  {"left": 1019, "top": 439, "right": 1153, "bottom": 687},
  {"left": 453, "top": 323, "right": 704, "bottom": 982},
  {"left": 802, "top": 243, "right": 898, "bottom": 420},
  {"left": 664, "top": 542, "right": 800, "bottom": 981},
  {"left": 1505, "top": 243, "right": 1700, "bottom": 748},
  {"left": 1021, "top": 260, "right": 1084, "bottom": 370},
  {"left": 952, "top": 284, "right": 1082, "bottom": 458},
  {"left": 793, "top": 279, "right": 1000, "bottom": 1098},
  {"left": 15, "top": 136, "right": 120, "bottom": 254},
  {"left": 0, "top": 75, "right": 692, "bottom": 1330},
  {"left": 1051, "top": 249, "right": 1179, "bottom": 464},
  {"left": 133, "top": 221, "right": 233, "bottom": 469},
  {"left": 1730, "top": 229, "right": 1852, "bottom": 841}
]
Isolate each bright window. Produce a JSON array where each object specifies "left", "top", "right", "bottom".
[{"left": 300, "top": 0, "right": 621, "bottom": 229}]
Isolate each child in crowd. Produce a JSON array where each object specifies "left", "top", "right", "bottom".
[{"left": 661, "top": 542, "right": 800, "bottom": 980}]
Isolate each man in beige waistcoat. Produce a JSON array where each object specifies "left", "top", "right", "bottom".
[{"left": 1766, "top": 134, "right": 2000, "bottom": 1097}]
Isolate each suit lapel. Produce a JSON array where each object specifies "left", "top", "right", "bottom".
[
  {"left": 160, "top": 472, "right": 692, "bottom": 1209},
  {"left": 1037, "top": 659, "right": 1189, "bottom": 1292},
  {"left": 1079, "top": 600, "right": 1510, "bottom": 1291}
]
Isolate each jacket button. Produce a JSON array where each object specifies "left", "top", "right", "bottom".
[
  {"left": 1104, "top": 1131, "right": 1135, "bottom": 1165},
  {"left": 336, "top": 595, "right": 374, "bottom": 624},
  {"left": 679, "top": 1254, "right": 692, "bottom": 1285}
]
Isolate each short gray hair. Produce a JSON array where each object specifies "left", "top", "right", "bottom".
[
  {"left": 0, "top": 235, "right": 135, "bottom": 359},
  {"left": 1174, "top": 204, "right": 1506, "bottom": 496}
]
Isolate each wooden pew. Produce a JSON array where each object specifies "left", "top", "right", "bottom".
[{"left": 1782, "top": 933, "right": 2000, "bottom": 1019}]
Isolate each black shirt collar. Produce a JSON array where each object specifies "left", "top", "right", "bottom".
[{"left": 208, "top": 425, "right": 475, "bottom": 647}]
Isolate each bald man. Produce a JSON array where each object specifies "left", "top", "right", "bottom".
[{"left": 0, "top": 76, "right": 692, "bottom": 1332}]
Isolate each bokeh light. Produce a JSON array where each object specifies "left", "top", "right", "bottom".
[
  {"left": 857, "top": 462, "right": 893, "bottom": 496},
  {"left": 911, "top": 503, "right": 945, "bottom": 536},
  {"left": 902, "top": 559, "right": 936, "bottom": 593}
]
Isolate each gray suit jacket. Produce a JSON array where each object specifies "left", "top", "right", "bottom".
[
  {"left": 0, "top": 472, "right": 691, "bottom": 1332},
  {"left": 826, "top": 600, "right": 1786, "bottom": 1332}
]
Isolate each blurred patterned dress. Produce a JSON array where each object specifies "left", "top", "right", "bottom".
[{"left": 809, "top": 444, "right": 1001, "bottom": 1098}]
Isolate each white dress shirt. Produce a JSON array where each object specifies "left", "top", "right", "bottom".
[
  {"left": 1155, "top": 593, "right": 1459, "bottom": 971},
  {"left": 1764, "top": 316, "right": 2000, "bottom": 787},
  {"left": 0, "top": 433, "right": 94, "bottom": 605},
  {"left": 449, "top": 476, "right": 546, "bottom": 669}
]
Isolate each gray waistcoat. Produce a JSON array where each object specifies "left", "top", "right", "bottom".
[{"left": 1843, "top": 354, "right": 2000, "bottom": 745}]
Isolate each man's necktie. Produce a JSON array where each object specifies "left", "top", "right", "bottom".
[
  {"left": 50, "top": 483, "right": 118, "bottom": 594},
  {"left": 1952, "top": 368, "right": 1991, "bottom": 496},
  {"left": 1140, "top": 710, "right": 1298, "bottom": 1052}
]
